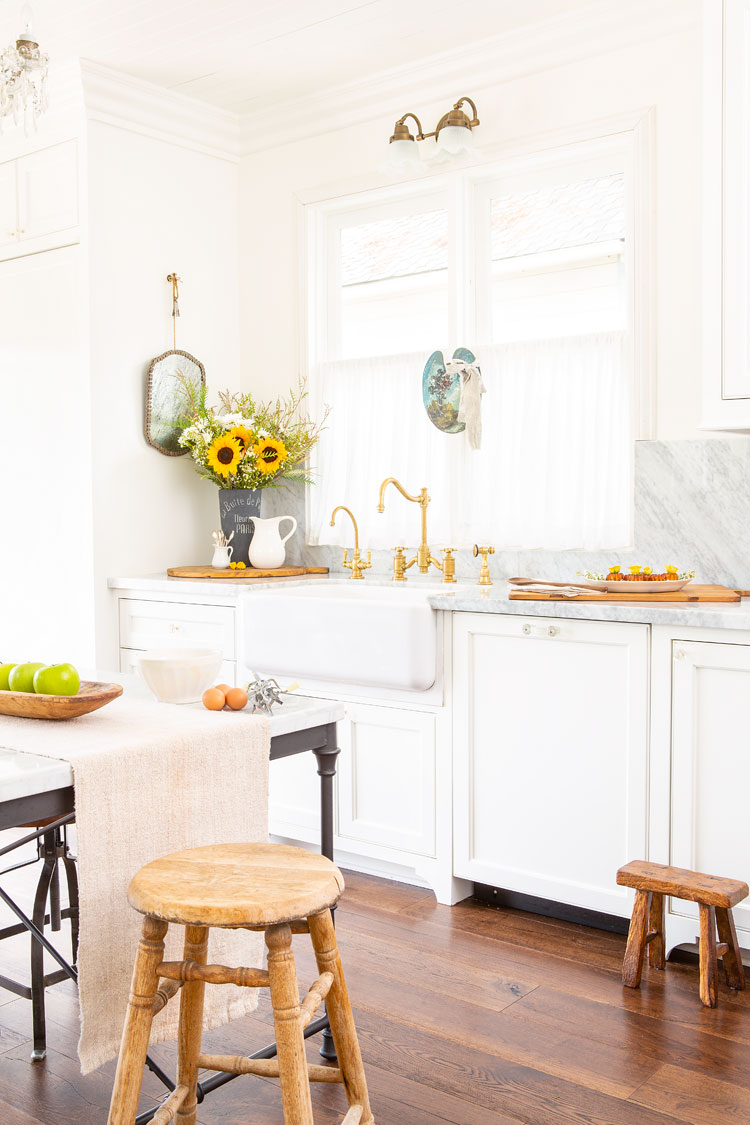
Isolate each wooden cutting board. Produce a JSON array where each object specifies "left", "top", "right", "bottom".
[
  {"left": 167, "top": 566, "right": 329, "bottom": 580},
  {"left": 509, "top": 584, "right": 741, "bottom": 603}
]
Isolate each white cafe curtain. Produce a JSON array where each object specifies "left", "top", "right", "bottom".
[{"left": 307, "top": 331, "right": 631, "bottom": 552}]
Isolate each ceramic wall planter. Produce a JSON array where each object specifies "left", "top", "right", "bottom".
[{"left": 218, "top": 489, "right": 262, "bottom": 566}]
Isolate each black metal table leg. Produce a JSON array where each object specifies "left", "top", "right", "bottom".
[
  {"left": 30, "top": 831, "right": 57, "bottom": 1060},
  {"left": 312, "top": 731, "right": 341, "bottom": 1062}
]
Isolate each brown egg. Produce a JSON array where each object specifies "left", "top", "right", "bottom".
[
  {"left": 202, "top": 687, "right": 226, "bottom": 711},
  {"left": 215, "top": 683, "right": 231, "bottom": 695},
  {"left": 225, "top": 687, "right": 248, "bottom": 711}
]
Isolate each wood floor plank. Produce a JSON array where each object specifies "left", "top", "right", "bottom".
[{"left": 630, "top": 1061, "right": 750, "bottom": 1122}]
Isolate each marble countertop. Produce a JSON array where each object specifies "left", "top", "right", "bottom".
[
  {"left": 427, "top": 586, "right": 750, "bottom": 630},
  {"left": 108, "top": 573, "right": 750, "bottom": 631},
  {"left": 0, "top": 691, "right": 344, "bottom": 802}
]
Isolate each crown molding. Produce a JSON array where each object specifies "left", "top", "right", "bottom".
[
  {"left": 80, "top": 60, "right": 241, "bottom": 162},
  {"left": 239, "top": 0, "right": 698, "bottom": 156}
]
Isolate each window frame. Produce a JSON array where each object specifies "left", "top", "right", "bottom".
[{"left": 300, "top": 108, "right": 654, "bottom": 439}]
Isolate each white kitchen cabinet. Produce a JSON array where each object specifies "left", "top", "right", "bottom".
[
  {"left": 0, "top": 140, "right": 79, "bottom": 262},
  {"left": 453, "top": 613, "right": 650, "bottom": 918},
  {"left": 669, "top": 638, "right": 750, "bottom": 948},
  {"left": 17, "top": 141, "right": 79, "bottom": 242},
  {"left": 269, "top": 701, "right": 437, "bottom": 858},
  {"left": 118, "top": 598, "right": 235, "bottom": 659},
  {"left": 0, "top": 162, "right": 16, "bottom": 251},
  {"left": 702, "top": 0, "right": 750, "bottom": 428},
  {"left": 336, "top": 703, "right": 436, "bottom": 858}
]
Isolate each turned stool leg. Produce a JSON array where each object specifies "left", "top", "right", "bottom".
[
  {"left": 648, "top": 892, "right": 666, "bottom": 970},
  {"left": 108, "top": 916, "right": 168, "bottom": 1125},
  {"left": 699, "top": 904, "right": 719, "bottom": 1008},
  {"left": 175, "top": 925, "right": 209, "bottom": 1125},
  {"left": 308, "top": 909, "right": 373, "bottom": 1125},
  {"left": 622, "top": 891, "right": 650, "bottom": 988},
  {"left": 716, "top": 907, "right": 746, "bottom": 991},
  {"left": 266, "top": 923, "right": 314, "bottom": 1125}
]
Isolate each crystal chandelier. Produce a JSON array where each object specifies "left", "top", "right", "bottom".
[{"left": 0, "top": 5, "right": 49, "bottom": 135}]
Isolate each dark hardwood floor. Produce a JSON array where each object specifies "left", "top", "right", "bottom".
[{"left": 0, "top": 859, "right": 749, "bottom": 1123}]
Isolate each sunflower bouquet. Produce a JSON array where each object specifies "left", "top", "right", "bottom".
[{"left": 178, "top": 380, "right": 327, "bottom": 490}]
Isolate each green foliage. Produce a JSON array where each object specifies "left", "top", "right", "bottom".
[{"left": 177, "top": 377, "right": 329, "bottom": 490}]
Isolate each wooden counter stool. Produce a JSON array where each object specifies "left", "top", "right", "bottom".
[
  {"left": 617, "top": 860, "right": 748, "bottom": 1007},
  {"left": 108, "top": 842, "right": 373, "bottom": 1125}
]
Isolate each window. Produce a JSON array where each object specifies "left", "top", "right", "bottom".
[{"left": 306, "top": 131, "right": 648, "bottom": 551}]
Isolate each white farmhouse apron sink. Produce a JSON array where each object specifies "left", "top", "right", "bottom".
[{"left": 241, "top": 582, "right": 440, "bottom": 691}]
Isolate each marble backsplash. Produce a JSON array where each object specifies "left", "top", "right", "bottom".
[{"left": 263, "top": 437, "right": 750, "bottom": 589}]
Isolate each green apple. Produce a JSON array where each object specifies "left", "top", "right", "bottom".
[
  {"left": 9, "top": 663, "right": 46, "bottom": 693},
  {"left": 0, "top": 663, "right": 17, "bottom": 690},
  {"left": 33, "top": 663, "right": 80, "bottom": 697}
]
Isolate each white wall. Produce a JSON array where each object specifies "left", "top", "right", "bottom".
[
  {"left": 0, "top": 245, "right": 95, "bottom": 665},
  {"left": 86, "top": 120, "right": 241, "bottom": 664},
  {"left": 238, "top": 18, "right": 702, "bottom": 440}
]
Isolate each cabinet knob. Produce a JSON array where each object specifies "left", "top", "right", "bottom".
[{"left": 522, "top": 623, "right": 560, "bottom": 638}]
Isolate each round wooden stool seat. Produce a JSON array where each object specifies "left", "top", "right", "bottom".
[{"left": 127, "top": 842, "right": 345, "bottom": 928}]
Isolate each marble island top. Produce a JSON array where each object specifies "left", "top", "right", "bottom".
[{"left": 0, "top": 692, "right": 344, "bottom": 802}]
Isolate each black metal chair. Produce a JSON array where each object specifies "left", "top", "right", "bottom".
[{"left": 0, "top": 819, "right": 79, "bottom": 1058}]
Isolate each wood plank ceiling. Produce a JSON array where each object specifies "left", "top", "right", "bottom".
[{"left": 0, "top": 0, "right": 593, "bottom": 112}]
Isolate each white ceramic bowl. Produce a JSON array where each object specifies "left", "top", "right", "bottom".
[{"left": 137, "top": 649, "right": 223, "bottom": 704}]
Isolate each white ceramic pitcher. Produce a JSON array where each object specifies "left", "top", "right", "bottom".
[{"left": 248, "top": 515, "right": 297, "bottom": 569}]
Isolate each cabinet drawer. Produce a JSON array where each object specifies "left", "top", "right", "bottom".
[
  {"left": 118, "top": 599, "right": 235, "bottom": 659},
  {"left": 119, "top": 648, "right": 237, "bottom": 688}
]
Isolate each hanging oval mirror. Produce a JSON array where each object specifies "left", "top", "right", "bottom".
[{"left": 145, "top": 349, "right": 205, "bottom": 456}]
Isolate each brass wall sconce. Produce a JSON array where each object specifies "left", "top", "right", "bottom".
[{"left": 385, "top": 96, "right": 480, "bottom": 172}]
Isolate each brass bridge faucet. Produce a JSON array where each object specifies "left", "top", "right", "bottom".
[
  {"left": 330, "top": 506, "right": 371, "bottom": 579},
  {"left": 377, "top": 477, "right": 455, "bottom": 583}
]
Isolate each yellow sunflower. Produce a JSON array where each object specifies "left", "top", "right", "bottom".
[
  {"left": 207, "top": 434, "right": 243, "bottom": 478},
  {"left": 253, "top": 436, "right": 288, "bottom": 475},
  {"left": 227, "top": 424, "right": 253, "bottom": 452}
]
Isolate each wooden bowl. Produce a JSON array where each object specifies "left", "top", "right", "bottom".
[{"left": 0, "top": 680, "right": 123, "bottom": 720}]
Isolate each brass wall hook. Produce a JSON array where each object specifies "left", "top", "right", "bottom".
[{"left": 167, "top": 273, "right": 181, "bottom": 348}]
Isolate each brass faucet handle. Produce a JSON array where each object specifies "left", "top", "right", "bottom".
[
  {"left": 440, "top": 547, "right": 457, "bottom": 584},
  {"left": 473, "top": 544, "right": 495, "bottom": 586},
  {"left": 392, "top": 546, "right": 408, "bottom": 582}
]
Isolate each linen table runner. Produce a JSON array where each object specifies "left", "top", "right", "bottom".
[{"left": 0, "top": 696, "right": 269, "bottom": 1073}]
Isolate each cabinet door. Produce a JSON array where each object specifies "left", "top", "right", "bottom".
[
  {"left": 722, "top": 0, "right": 750, "bottom": 400},
  {"left": 0, "top": 161, "right": 17, "bottom": 249},
  {"left": 453, "top": 614, "right": 649, "bottom": 917},
  {"left": 17, "top": 141, "right": 78, "bottom": 243},
  {"left": 671, "top": 640, "right": 750, "bottom": 941},
  {"left": 336, "top": 703, "right": 436, "bottom": 858}
]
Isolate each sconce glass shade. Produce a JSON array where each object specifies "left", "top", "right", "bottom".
[
  {"left": 435, "top": 124, "right": 477, "bottom": 156},
  {"left": 381, "top": 137, "right": 424, "bottom": 175}
]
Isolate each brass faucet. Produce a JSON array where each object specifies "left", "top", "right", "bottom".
[
  {"left": 377, "top": 478, "right": 455, "bottom": 583},
  {"left": 330, "top": 506, "right": 371, "bottom": 579}
]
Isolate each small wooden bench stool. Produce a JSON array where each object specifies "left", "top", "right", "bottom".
[
  {"left": 617, "top": 860, "right": 748, "bottom": 1007},
  {"left": 107, "top": 842, "right": 374, "bottom": 1125}
]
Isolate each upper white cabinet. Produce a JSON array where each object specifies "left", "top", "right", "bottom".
[
  {"left": 0, "top": 140, "right": 79, "bottom": 262},
  {"left": 669, "top": 638, "right": 750, "bottom": 947},
  {"left": 703, "top": 0, "right": 750, "bottom": 428},
  {"left": 0, "top": 161, "right": 17, "bottom": 250},
  {"left": 453, "top": 613, "right": 650, "bottom": 918}
]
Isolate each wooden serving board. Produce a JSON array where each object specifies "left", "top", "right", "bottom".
[
  {"left": 0, "top": 681, "right": 123, "bottom": 720},
  {"left": 509, "top": 584, "right": 741, "bottom": 603},
  {"left": 167, "top": 566, "right": 329, "bottom": 580}
]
